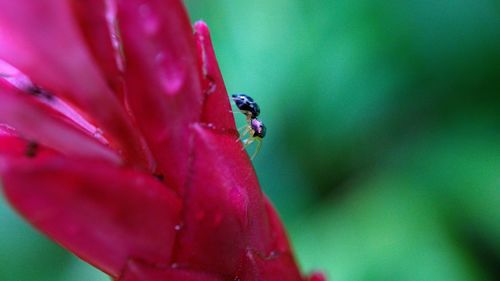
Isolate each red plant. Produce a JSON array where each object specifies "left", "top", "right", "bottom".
[{"left": 0, "top": 1, "right": 324, "bottom": 280}]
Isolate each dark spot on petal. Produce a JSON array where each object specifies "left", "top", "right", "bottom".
[
  {"left": 25, "top": 141, "right": 39, "bottom": 158},
  {"left": 27, "top": 85, "right": 53, "bottom": 101},
  {"left": 153, "top": 173, "right": 165, "bottom": 181}
]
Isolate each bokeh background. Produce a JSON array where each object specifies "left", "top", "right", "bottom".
[{"left": 1, "top": 0, "right": 499, "bottom": 280}]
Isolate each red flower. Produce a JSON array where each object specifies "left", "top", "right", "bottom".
[{"left": 0, "top": 1, "right": 324, "bottom": 280}]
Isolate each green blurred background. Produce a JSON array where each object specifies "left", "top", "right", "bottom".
[{"left": 1, "top": 0, "right": 499, "bottom": 280}]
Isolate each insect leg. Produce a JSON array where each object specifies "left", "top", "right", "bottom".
[
  {"left": 239, "top": 138, "right": 249, "bottom": 150},
  {"left": 243, "top": 137, "right": 255, "bottom": 149},
  {"left": 238, "top": 124, "right": 248, "bottom": 132},
  {"left": 236, "top": 126, "right": 251, "bottom": 142},
  {"left": 251, "top": 139, "right": 262, "bottom": 160}
]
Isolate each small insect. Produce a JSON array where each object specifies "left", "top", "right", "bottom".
[
  {"left": 231, "top": 94, "right": 260, "bottom": 119},
  {"left": 231, "top": 94, "right": 266, "bottom": 160}
]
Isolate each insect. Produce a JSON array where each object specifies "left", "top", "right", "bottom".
[
  {"left": 231, "top": 94, "right": 260, "bottom": 119},
  {"left": 231, "top": 94, "right": 266, "bottom": 160}
]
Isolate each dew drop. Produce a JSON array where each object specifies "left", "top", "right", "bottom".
[
  {"left": 155, "top": 53, "right": 185, "bottom": 95},
  {"left": 174, "top": 223, "right": 183, "bottom": 231},
  {"left": 205, "top": 76, "right": 217, "bottom": 95},
  {"left": 93, "top": 128, "right": 104, "bottom": 138},
  {"left": 154, "top": 52, "right": 165, "bottom": 64},
  {"left": 268, "top": 251, "right": 278, "bottom": 258},
  {"left": 139, "top": 4, "right": 160, "bottom": 36}
]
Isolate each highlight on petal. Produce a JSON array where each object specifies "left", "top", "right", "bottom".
[
  {"left": 175, "top": 124, "right": 273, "bottom": 275},
  {"left": 0, "top": 59, "right": 32, "bottom": 90},
  {"left": 194, "top": 21, "right": 236, "bottom": 131},
  {"left": 117, "top": 0, "right": 203, "bottom": 190},
  {"left": 0, "top": 123, "right": 16, "bottom": 136},
  {"left": 118, "top": 260, "right": 224, "bottom": 281},
  {"left": 0, "top": 81, "right": 120, "bottom": 163},
  {"left": 0, "top": 156, "right": 182, "bottom": 278},
  {"left": 0, "top": 0, "right": 152, "bottom": 168},
  {"left": 1, "top": 60, "right": 110, "bottom": 145}
]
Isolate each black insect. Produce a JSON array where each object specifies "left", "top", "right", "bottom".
[
  {"left": 231, "top": 94, "right": 266, "bottom": 159},
  {"left": 231, "top": 94, "right": 260, "bottom": 119}
]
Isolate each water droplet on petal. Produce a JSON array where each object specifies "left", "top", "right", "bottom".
[
  {"left": 93, "top": 128, "right": 104, "bottom": 138},
  {"left": 139, "top": 4, "right": 160, "bottom": 35},
  {"left": 155, "top": 53, "right": 185, "bottom": 95},
  {"left": 268, "top": 251, "right": 278, "bottom": 258}
]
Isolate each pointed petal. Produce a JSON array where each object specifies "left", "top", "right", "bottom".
[
  {"left": 237, "top": 250, "right": 303, "bottom": 281},
  {"left": 70, "top": 0, "right": 125, "bottom": 98},
  {"left": 0, "top": 81, "right": 120, "bottom": 163},
  {"left": 118, "top": 260, "right": 224, "bottom": 281},
  {"left": 0, "top": 156, "right": 182, "bottom": 278},
  {"left": 194, "top": 21, "right": 236, "bottom": 130},
  {"left": 0, "top": 0, "right": 151, "bottom": 168},
  {"left": 175, "top": 125, "right": 273, "bottom": 275},
  {"left": 117, "top": 0, "right": 202, "bottom": 189},
  {"left": 1, "top": 61, "right": 110, "bottom": 145}
]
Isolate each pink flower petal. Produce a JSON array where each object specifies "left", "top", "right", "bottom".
[
  {"left": 0, "top": 81, "right": 120, "bottom": 163},
  {"left": 117, "top": 0, "right": 203, "bottom": 190},
  {"left": 237, "top": 250, "right": 303, "bottom": 281},
  {"left": 0, "top": 0, "right": 152, "bottom": 168},
  {"left": 71, "top": 0, "right": 125, "bottom": 98},
  {"left": 0, "top": 61, "right": 110, "bottom": 145},
  {"left": 118, "top": 260, "right": 224, "bottom": 281},
  {"left": 174, "top": 124, "right": 273, "bottom": 276},
  {"left": 194, "top": 21, "right": 236, "bottom": 130},
  {"left": 0, "top": 156, "right": 182, "bottom": 278}
]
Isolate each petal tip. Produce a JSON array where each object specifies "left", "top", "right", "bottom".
[
  {"left": 194, "top": 20, "right": 208, "bottom": 30},
  {"left": 307, "top": 272, "right": 328, "bottom": 281}
]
